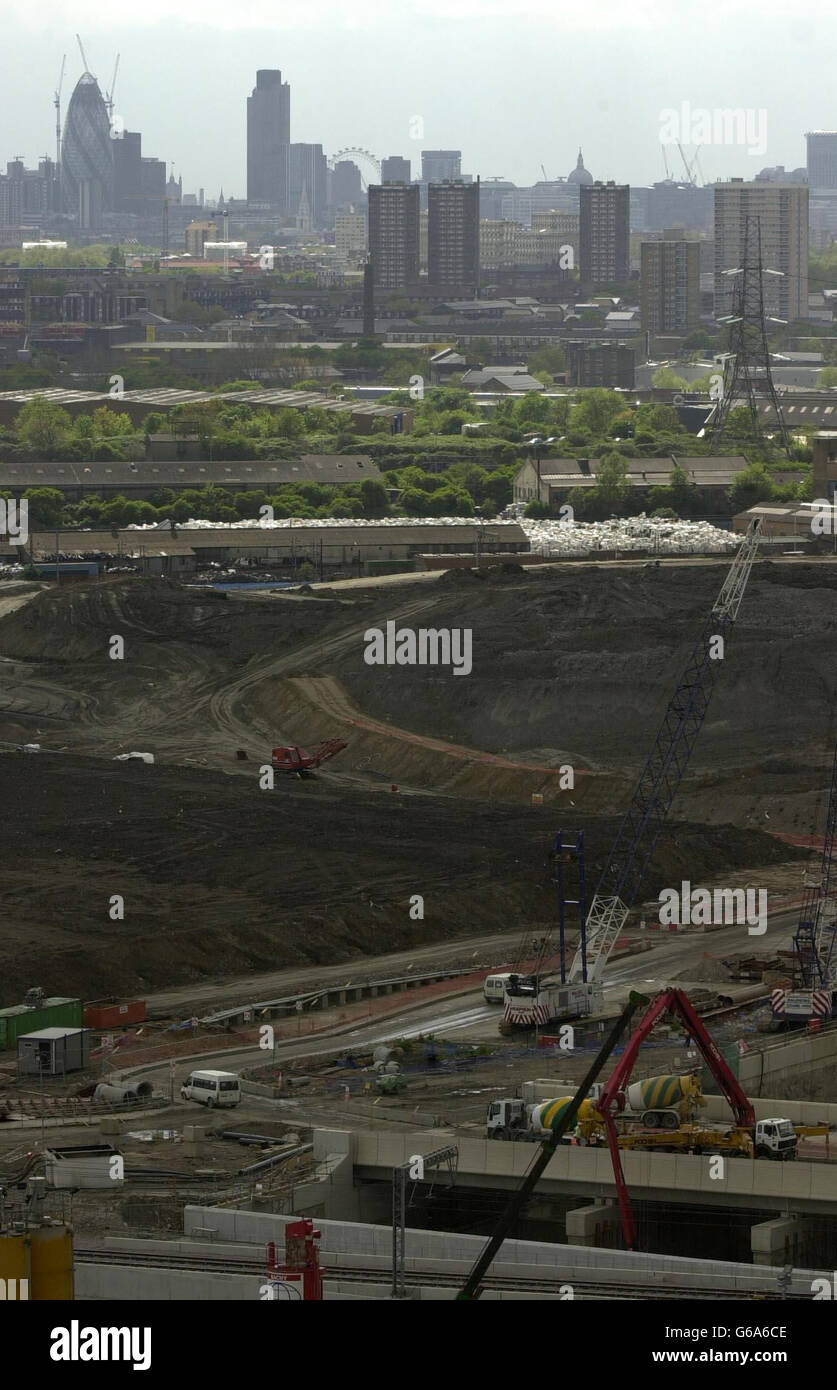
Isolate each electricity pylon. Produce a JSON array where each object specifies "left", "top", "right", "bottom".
[{"left": 710, "top": 214, "right": 790, "bottom": 457}]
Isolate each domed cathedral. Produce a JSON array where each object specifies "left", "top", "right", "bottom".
[{"left": 567, "top": 149, "right": 593, "bottom": 185}]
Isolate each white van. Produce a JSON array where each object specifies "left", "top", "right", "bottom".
[
  {"left": 483, "top": 973, "right": 514, "bottom": 1003},
  {"left": 180, "top": 1069, "right": 241, "bottom": 1108}
]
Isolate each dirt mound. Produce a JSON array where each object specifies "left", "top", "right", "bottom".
[
  {"left": 0, "top": 751, "right": 804, "bottom": 1002},
  {"left": 327, "top": 563, "right": 837, "bottom": 783}
]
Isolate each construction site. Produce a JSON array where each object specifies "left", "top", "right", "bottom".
[{"left": 1, "top": 511, "right": 837, "bottom": 1306}]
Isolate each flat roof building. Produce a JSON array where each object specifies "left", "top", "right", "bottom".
[
  {"left": 579, "top": 182, "right": 629, "bottom": 285},
  {"left": 714, "top": 179, "right": 809, "bottom": 322},
  {"left": 367, "top": 182, "right": 420, "bottom": 290},
  {"left": 428, "top": 179, "right": 480, "bottom": 289}
]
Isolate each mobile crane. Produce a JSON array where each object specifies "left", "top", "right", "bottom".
[{"left": 501, "top": 519, "right": 762, "bottom": 1032}]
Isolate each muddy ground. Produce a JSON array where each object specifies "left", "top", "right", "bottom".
[{"left": 0, "top": 560, "right": 830, "bottom": 1003}]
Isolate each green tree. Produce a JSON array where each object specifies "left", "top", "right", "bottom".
[
  {"left": 23, "top": 486, "right": 65, "bottom": 528},
  {"left": 728, "top": 464, "right": 774, "bottom": 512},
  {"left": 668, "top": 465, "right": 697, "bottom": 513},
  {"left": 650, "top": 367, "right": 690, "bottom": 391},
  {"left": 594, "top": 450, "right": 630, "bottom": 514},
  {"left": 359, "top": 478, "right": 389, "bottom": 516},
  {"left": 15, "top": 398, "right": 72, "bottom": 456},
  {"left": 92, "top": 407, "right": 134, "bottom": 439},
  {"left": 569, "top": 389, "right": 624, "bottom": 438},
  {"left": 233, "top": 490, "right": 269, "bottom": 518},
  {"left": 481, "top": 470, "right": 513, "bottom": 511},
  {"left": 637, "top": 403, "right": 684, "bottom": 435}
]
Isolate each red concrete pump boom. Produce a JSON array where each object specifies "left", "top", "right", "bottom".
[{"left": 596, "top": 988, "right": 755, "bottom": 1248}]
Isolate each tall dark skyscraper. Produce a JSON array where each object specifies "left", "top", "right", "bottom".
[
  {"left": 427, "top": 179, "right": 480, "bottom": 288},
  {"left": 61, "top": 71, "right": 113, "bottom": 222},
  {"left": 367, "top": 182, "right": 420, "bottom": 288},
  {"left": 112, "top": 132, "right": 142, "bottom": 213},
  {"left": 247, "top": 69, "right": 291, "bottom": 206},
  {"left": 640, "top": 231, "right": 700, "bottom": 335},
  {"left": 579, "top": 181, "right": 630, "bottom": 284}
]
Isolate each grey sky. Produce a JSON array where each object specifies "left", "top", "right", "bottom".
[{"left": 3, "top": 0, "right": 832, "bottom": 196}]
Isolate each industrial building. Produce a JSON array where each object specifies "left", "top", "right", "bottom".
[
  {"left": 20, "top": 519, "right": 530, "bottom": 578},
  {"left": 0, "top": 454, "right": 382, "bottom": 502},
  {"left": 0, "top": 386, "right": 412, "bottom": 435},
  {"left": 512, "top": 453, "right": 748, "bottom": 510}
]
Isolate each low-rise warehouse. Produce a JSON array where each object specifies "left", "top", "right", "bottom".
[
  {"left": 0, "top": 387, "right": 412, "bottom": 435},
  {"left": 19, "top": 520, "right": 530, "bottom": 577},
  {"left": 0, "top": 454, "right": 382, "bottom": 501},
  {"left": 513, "top": 454, "right": 750, "bottom": 510}
]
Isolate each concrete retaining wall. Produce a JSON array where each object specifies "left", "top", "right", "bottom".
[
  {"left": 350, "top": 1127, "right": 837, "bottom": 1215},
  {"left": 180, "top": 1205, "right": 822, "bottom": 1295},
  {"left": 739, "top": 1026, "right": 837, "bottom": 1098}
]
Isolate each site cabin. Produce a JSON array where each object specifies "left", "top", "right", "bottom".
[
  {"left": 483, "top": 973, "right": 514, "bottom": 1003},
  {"left": 180, "top": 1069, "right": 241, "bottom": 1108}
]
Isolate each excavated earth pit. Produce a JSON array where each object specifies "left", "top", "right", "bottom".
[{"left": 0, "top": 559, "right": 830, "bottom": 1001}]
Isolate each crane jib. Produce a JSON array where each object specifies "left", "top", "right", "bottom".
[{"left": 569, "top": 521, "right": 760, "bottom": 983}]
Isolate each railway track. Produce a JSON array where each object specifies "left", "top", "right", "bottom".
[{"left": 73, "top": 1245, "right": 800, "bottom": 1299}]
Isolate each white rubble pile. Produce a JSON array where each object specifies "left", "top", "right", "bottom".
[
  {"left": 123, "top": 513, "right": 737, "bottom": 556},
  {"left": 519, "top": 515, "right": 738, "bottom": 557}
]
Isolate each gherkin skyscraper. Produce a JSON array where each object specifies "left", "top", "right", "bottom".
[{"left": 61, "top": 71, "right": 113, "bottom": 219}]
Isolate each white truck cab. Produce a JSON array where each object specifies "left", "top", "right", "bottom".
[{"left": 754, "top": 1118, "right": 797, "bottom": 1159}]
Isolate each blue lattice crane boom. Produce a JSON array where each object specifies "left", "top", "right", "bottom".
[
  {"left": 568, "top": 519, "right": 762, "bottom": 983},
  {"left": 793, "top": 747, "right": 837, "bottom": 996}
]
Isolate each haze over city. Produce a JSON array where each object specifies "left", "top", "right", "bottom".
[{"left": 2, "top": 0, "right": 833, "bottom": 192}]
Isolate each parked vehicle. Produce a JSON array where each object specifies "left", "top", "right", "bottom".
[
  {"left": 180, "top": 1069, "right": 241, "bottom": 1108},
  {"left": 483, "top": 973, "right": 514, "bottom": 1003}
]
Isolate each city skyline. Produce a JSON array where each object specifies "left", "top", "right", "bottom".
[{"left": 2, "top": 0, "right": 833, "bottom": 197}]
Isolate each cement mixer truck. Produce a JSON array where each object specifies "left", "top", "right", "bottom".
[
  {"left": 486, "top": 1072, "right": 797, "bottom": 1159},
  {"left": 487, "top": 1073, "right": 704, "bottom": 1141}
]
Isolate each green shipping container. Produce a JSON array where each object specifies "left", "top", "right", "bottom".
[{"left": 0, "top": 998, "right": 83, "bottom": 1052}]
